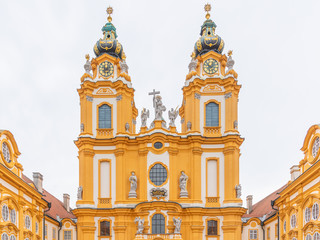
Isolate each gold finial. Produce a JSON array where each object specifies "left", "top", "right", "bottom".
[
  {"left": 85, "top": 54, "right": 90, "bottom": 60},
  {"left": 228, "top": 50, "right": 233, "bottom": 56},
  {"left": 191, "top": 52, "right": 196, "bottom": 58},
  {"left": 107, "top": 6, "right": 113, "bottom": 22},
  {"left": 204, "top": 3, "right": 211, "bottom": 19}
]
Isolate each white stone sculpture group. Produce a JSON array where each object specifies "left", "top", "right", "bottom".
[{"left": 134, "top": 217, "right": 145, "bottom": 234}]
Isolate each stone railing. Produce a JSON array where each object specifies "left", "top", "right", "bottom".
[
  {"left": 134, "top": 233, "right": 182, "bottom": 240},
  {"left": 96, "top": 128, "right": 113, "bottom": 138},
  {"left": 204, "top": 127, "right": 221, "bottom": 137}
]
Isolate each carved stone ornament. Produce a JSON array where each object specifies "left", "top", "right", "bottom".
[
  {"left": 125, "top": 122, "right": 130, "bottom": 132},
  {"left": 134, "top": 217, "right": 145, "bottom": 234},
  {"left": 86, "top": 96, "right": 93, "bottom": 102},
  {"left": 194, "top": 93, "right": 201, "bottom": 100},
  {"left": 234, "top": 120, "right": 238, "bottom": 130},
  {"left": 80, "top": 123, "right": 84, "bottom": 133},
  {"left": 150, "top": 187, "right": 168, "bottom": 199},
  {"left": 173, "top": 217, "right": 182, "bottom": 234},
  {"left": 226, "top": 51, "right": 235, "bottom": 72},
  {"left": 132, "top": 119, "right": 137, "bottom": 125},
  {"left": 120, "top": 60, "right": 129, "bottom": 73},
  {"left": 188, "top": 58, "right": 198, "bottom": 72},
  {"left": 116, "top": 95, "right": 122, "bottom": 101},
  {"left": 187, "top": 121, "right": 192, "bottom": 131},
  {"left": 128, "top": 172, "right": 137, "bottom": 198},
  {"left": 77, "top": 186, "right": 83, "bottom": 200},
  {"left": 235, "top": 184, "right": 242, "bottom": 198},
  {"left": 181, "top": 118, "right": 185, "bottom": 124},
  {"left": 224, "top": 92, "right": 232, "bottom": 99}
]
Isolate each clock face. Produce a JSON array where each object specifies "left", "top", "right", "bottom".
[
  {"left": 203, "top": 58, "right": 219, "bottom": 75},
  {"left": 99, "top": 61, "right": 114, "bottom": 78}
]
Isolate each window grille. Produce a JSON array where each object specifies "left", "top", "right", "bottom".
[
  {"left": 100, "top": 221, "right": 110, "bottom": 236},
  {"left": 10, "top": 209, "right": 16, "bottom": 224},
  {"left": 9, "top": 236, "right": 15, "bottom": 240},
  {"left": 290, "top": 214, "right": 297, "bottom": 228},
  {"left": 152, "top": 214, "right": 165, "bottom": 234},
  {"left": 25, "top": 215, "right": 31, "bottom": 229},
  {"left": 207, "top": 220, "right": 218, "bottom": 235},
  {"left": 306, "top": 234, "right": 312, "bottom": 240},
  {"left": 99, "top": 104, "right": 112, "bottom": 128},
  {"left": 206, "top": 102, "right": 219, "bottom": 127},
  {"left": 313, "top": 203, "right": 319, "bottom": 220},
  {"left": 64, "top": 231, "right": 71, "bottom": 240},
  {"left": 249, "top": 230, "right": 257, "bottom": 239},
  {"left": 2, "top": 205, "right": 9, "bottom": 221},
  {"left": 149, "top": 164, "right": 167, "bottom": 186},
  {"left": 1, "top": 233, "right": 8, "bottom": 240},
  {"left": 314, "top": 233, "right": 320, "bottom": 240},
  {"left": 283, "top": 220, "right": 286, "bottom": 233},
  {"left": 305, "top": 207, "right": 311, "bottom": 223},
  {"left": 2, "top": 142, "right": 11, "bottom": 163}
]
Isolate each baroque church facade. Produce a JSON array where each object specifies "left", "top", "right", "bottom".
[{"left": 1, "top": 4, "right": 320, "bottom": 240}]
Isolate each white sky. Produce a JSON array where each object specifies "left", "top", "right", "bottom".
[{"left": 1, "top": 0, "right": 320, "bottom": 208}]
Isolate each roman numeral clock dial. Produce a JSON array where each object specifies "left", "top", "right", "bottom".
[
  {"left": 99, "top": 60, "right": 114, "bottom": 78},
  {"left": 203, "top": 58, "right": 219, "bottom": 75}
]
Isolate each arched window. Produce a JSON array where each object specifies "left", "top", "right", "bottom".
[
  {"left": 100, "top": 221, "right": 110, "bottom": 236},
  {"left": 207, "top": 220, "right": 218, "bottom": 236},
  {"left": 305, "top": 207, "right": 311, "bottom": 223},
  {"left": 152, "top": 214, "right": 165, "bottom": 234},
  {"left": 10, "top": 209, "right": 16, "bottom": 224},
  {"left": 99, "top": 104, "right": 112, "bottom": 129},
  {"left": 306, "top": 234, "right": 312, "bottom": 240},
  {"left": 283, "top": 220, "right": 286, "bottom": 233},
  {"left": 206, "top": 102, "right": 219, "bottom": 127},
  {"left": 1, "top": 233, "right": 8, "bottom": 240},
  {"left": 2, "top": 204, "right": 9, "bottom": 221},
  {"left": 313, "top": 203, "right": 319, "bottom": 220},
  {"left": 9, "top": 236, "right": 16, "bottom": 240},
  {"left": 314, "top": 232, "right": 320, "bottom": 240},
  {"left": 290, "top": 214, "right": 297, "bottom": 228}
]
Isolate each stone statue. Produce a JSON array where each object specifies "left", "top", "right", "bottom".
[
  {"left": 168, "top": 107, "right": 179, "bottom": 127},
  {"left": 235, "top": 184, "right": 242, "bottom": 198},
  {"left": 84, "top": 54, "right": 92, "bottom": 74},
  {"left": 173, "top": 217, "right": 182, "bottom": 234},
  {"left": 134, "top": 217, "right": 144, "bottom": 234},
  {"left": 148, "top": 89, "right": 166, "bottom": 121},
  {"left": 141, "top": 108, "right": 149, "bottom": 127},
  {"left": 120, "top": 60, "right": 129, "bottom": 73},
  {"left": 188, "top": 58, "right": 198, "bottom": 72},
  {"left": 226, "top": 50, "right": 235, "bottom": 72},
  {"left": 179, "top": 171, "right": 189, "bottom": 198},
  {"left": 154, "top": 95, "right": 166, "bottom": 120},
  {"left": 129, "top": 172, "right": 137, "bottom": 198},
  {"left": 77, "top": 186, "right": 83, "bottom": 200}
]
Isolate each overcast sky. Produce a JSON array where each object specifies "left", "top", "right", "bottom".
[{"left": 1, "top": 0, "right": 320, "bottom": 208}]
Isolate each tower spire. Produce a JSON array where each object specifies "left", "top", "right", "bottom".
[
  {"left": 204, "top": 3, "right": 211, "bottom": 20},
  {"left": 107, "top": 6, "right": 113, "bottom": 22}
]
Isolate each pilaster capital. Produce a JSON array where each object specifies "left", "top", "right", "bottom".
[
  {"left": 168, "top": 147, "right": 179, "bottom": 156},
  {"left": 115, "top": 148, "right": 125, "bottom": 157},
  {"left": 138, "top": 148, "right": 149, "bottom": 156},
  {"left": 113, "top": 225, "right": 126, "bottom": 233},
  {"left": 192, "top": 148, "right": 203, "bottom": 156}
]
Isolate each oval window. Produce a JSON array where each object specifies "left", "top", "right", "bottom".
[
  {"left": 154, "top": 142, "right": 163, "bottom": 149},
  {"left": 149, "top": 163, "right": 167, "bottom": 186}
]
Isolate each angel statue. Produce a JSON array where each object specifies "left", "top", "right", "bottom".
[
  {"left": 134, "top": 217, "right": 145, "bottom": 234},
  {"left": 141, "top": 108, "right": 149, "bottom": 127},
  {"left": 173, "top": 217, "right": 182, "bottom": 234},
  {"left": 168, "top": 107, "right": 179, "bottom": 127}
]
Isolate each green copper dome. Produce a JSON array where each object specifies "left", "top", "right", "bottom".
[
  {"left": 93, "top": 10, "right": 125, "bottom": 60},
  {"left": 193, "top": 9, "right": 224, "bottom": 57}
]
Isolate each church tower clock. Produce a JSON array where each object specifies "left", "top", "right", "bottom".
[{"left": 74, "top": 4, "right": 245, "bottom": 240}]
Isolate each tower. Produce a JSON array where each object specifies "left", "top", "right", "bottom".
[{"left": 74, "top": 4, "right": 245, "bottom": 240}]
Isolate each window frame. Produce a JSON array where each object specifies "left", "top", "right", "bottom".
[
  {"left": 148, "top": 162, "right": 168, "bottom": 187},
  {"left": 1, "top": 233, "right": 9, "bottom": 240},
  {"left": 97, "top": 103, "right": 113, "bottom": 129},
  {"left": 249, "top": 229, "right": 258, "bottom": 239},
  {"left": 207, "top": 219, "right": 219, "bottom": 236},
  {"left": 204, "top": 100, "right": 221, "bottom": 127},
  {"left": 99, "top": 219, "right": 111, "bottom": 237},
  {"left": 151, "top": 213, "right": 166, "bottom": 235},
  {"left": 313, "top": 202, "right": 319, "bottom": 220},
  {"left": 25, "top": 215, "right": 31, "bottom": 230},
  {"left": 290, "top": 214, "right": 297, "bottom": 229},
  {"left": 63, "top": 230, "right": 72, "bottom": 240},
  {"left": 2, "top": 204, "right": 9, "bottom": 222}
]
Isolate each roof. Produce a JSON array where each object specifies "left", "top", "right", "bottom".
[
  {"left": 22, "top": 174, "right": 76, "bottom": 221},
  {"left": 242, "top": 184, "right": 287, "bottom": 220}
]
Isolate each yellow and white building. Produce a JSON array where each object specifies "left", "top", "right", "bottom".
[
  {"left": 74, "top": 4, "right": 245, "bottom": 240},
  {"left": 0, "top": 130, "right": 77, "bottom": 240}
]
